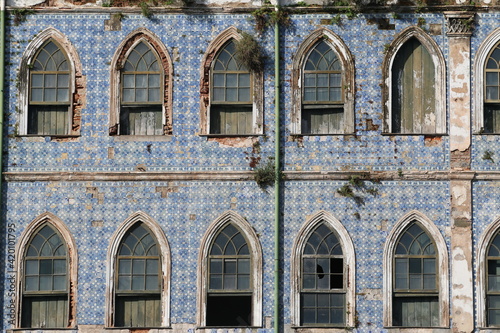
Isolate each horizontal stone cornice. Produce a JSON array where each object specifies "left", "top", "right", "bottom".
[{"left": 1, "top": 169, "right": 491, "bottom": 182}]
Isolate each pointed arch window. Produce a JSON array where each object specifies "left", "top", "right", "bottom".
[
  {"left": 206, "top": 223, "right": 252, "bottom": 326},
  {"left": 301, "top": 223, "right": 345, "bottom": 325},
  {"left": 486, "top": 230, "right": 500, "bottom": 326},
  {"left": 21, "top": 224, "right": 69, "bottom": 328},
  {"left": 383, "top": 28, "right": 446, "bottom": 134},
  {"left": 120, "top": 41, "right": 163, "bottom": 135},
  {"left": 391, "top": 38, "right": 436, "bottom": 134},
  {"left": 210, "top": 40, "right": 253, "bottom": 135},
  {"left": 301, "top": 40, "right": 344, "bottom": 134},
  {"left": 393, "top": 223, "right": 438, "bottom": 326},
  {"left": 115, "top": 222, "right": 161, "bottom": 327},
  {"left": 28, "top": 40, "right": 71, "bottom": 135},
  {"left": 484, "top": 42, "right": 500, "bottom": 133}
]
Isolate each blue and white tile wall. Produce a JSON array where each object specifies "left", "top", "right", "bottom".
[{"left": 0, "top": 10, "right": 497, "bottom": 332}]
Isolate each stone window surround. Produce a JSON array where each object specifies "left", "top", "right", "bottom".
[
  {"left": 104, "top": 211, "right": 171, "bottom": 328},
  {"left": 382, "top": 26, "right": 447, "bottom": 135},
  {"left": 383, "top": 210, "right": 449, "bottom": 329},
  {"left": 196, "top": 210, "right": 263, "bottom": 328},
  {"left": 109, "top": 28, "right": 173, "bottom": 137},
  {"left": 18, "top": 28, "right": 84, "bottom": 137},
  {"left": 289, "top": 210, "right": 356, "bottom": 331},
  {"left": 199, "top": 27, "right": 264, "bottom": 136},
  {"left": 291, "top": 28, "right": 355, "bottom": 135},
  {"left": 473, "top": 26, "right": 500, "bottom": 134},
  {"left": 14, "top": 212, "right": 78, "bottom": 329},
  {"left": 476, "top": 216, "right": 500, "bottom": 328}
]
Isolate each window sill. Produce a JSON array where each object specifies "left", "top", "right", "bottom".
[
  {"left": 291, "top": 326, "right": 354, "bottom": 331},
  {"left": 112, "top": 135, "right": 173, "bottom": 142},
  {"left": 384, "top": 327, "right": 449, "bottom": 332},
  {"left": 200, "top": 134, "right": 263, "bottom": 138},
  {"left": 381, "top": 133, "right": 448, "bottom": 136},
  {"left": 290, "top": 133, "right": 355, "bottom": 136},
  {"left": 11, "top": 329, "right": 77, "bottom": 331},
  {"left": 473, "top": 132, "right": 500, "bottom": 135}
]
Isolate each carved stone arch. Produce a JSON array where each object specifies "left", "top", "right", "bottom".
[
  {"left": 290, "top": 210, "right": 356, "bottom": 328},
  {"left": 383, "top": 210, "right": 449, "bottom": 327},
  {"left": 476, "top": 216, "right": 500, "bottom": 327},
  {"left": 199, "top": 27, "right": 264, "bottom": 135},
  {"left": 18, "top": 28, "right": 84, "bottom": 136},
  {"left": 473, "top": 27, "right": 500, "bottom": 133},
  {"left": 291, "top": 28, "right": 355, "bottom": 134},
  {"left": 382, "top": 26, "right": 446, "bottom": 134},
  {"left": 196, "top": 210, "right": 263, "bottom": 327},
  {"left": 105, "top": 211, "right": 171, "bottom": 327},
  {"left": 15, "top": 212, "right": 78, "bottom": 328},
  {"left": 109, "top": 28, "right": 173, "bottom": 136}
]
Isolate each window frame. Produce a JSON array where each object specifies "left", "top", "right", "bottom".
[
  {"left": 18, "top": 28, "right": 82, "bottom": 137},
  {"left": 105, "top": 211, "right": 171, "bottom": 328},
  {"left": 291, "top": 28, "right": 355, "bottom": 135},
  {"left": 382, "top": 27, "right": 446, "bottom": 135},
  {"left": 477, "top": 216, "right": 500, "bottom": 328},
  {"left": 473, "top": 27, "right": 500, "bottom": 134},
  {"left": 15, "top": 212, "right": 78, "bottom": 329},
  {"left": 290, "top": 210, "right": 356, "bottom": 330},
  {"left": 199, "top": 27, "right": 264, "bottom": 136},
  {"left": 383, "top": 210, "right": 449, "bottom": 329},
  {"left": 197, "top": 211, "right": 263, "bottom": 328},
  {"left": 110, "top": 28, "right": 173, "bottom": 137}
]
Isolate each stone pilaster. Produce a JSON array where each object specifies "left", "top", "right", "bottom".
[{"left": 446, "top": 12, "right": 474, "bottom": 333}]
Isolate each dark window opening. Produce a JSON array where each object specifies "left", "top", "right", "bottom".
[{"left": 206, "top": 295, "right": 251, "bottom": 326}]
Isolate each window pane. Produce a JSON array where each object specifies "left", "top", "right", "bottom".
[
  {"left": 32, "top": 74, "right": 43, "bottom": 87},
  {"left": 53, "top": 275, "right": 66, "bottom": 290},
  {"left": 123, "top": 74, "right": 135, "bottom": 88},
  {"left": 487, "top": 72, "right": 499, "bottom": 86},
  {"left": 133, "top": 259, "right": 145, "bottom": 274},
  {"left": 210, "top": 258, "right": 223, "bottom": 274},
  {"left": 119, "top": 259, "right": 131, "bottom": 274},
  {"left": 226, "top": 88, "right": 237, "bottom": 102},
  {"left": 239, "top": 74, "right": 250, "bottom": 87},
  {"left": 146, "top": 259, "right": 158, "bottom": 274},
  {"left": 25, "top": 276, "right": 38, "bottom": 291},
  {"left": 224, "top": 259, "right": 237, "bottom": 274},
  {"left": 40, "top": 259, "right": 52, "bottom": 274},
  {"left": 238, "top": 275, "right": 250, "bottom": 290},
  {"left": 136, "top": 88, "right": 147, "bottom": 102},
  {"left": 40, "top": 275, "right": 52, "bottom": 290},
  {"left": 145, "top": 275, "right": 158, "bottom": 290},
  {"left": 53, "top": 259, "right": 66, "bottom": 274},
  {"left": 226, "top": 74, "right": 238, "bottom": 87},
  {"left": 26, "top": 260, "right": 38, "bottom": 275},
  {"left": 118, "top": 275, "right": 131, "bottom": 290},
  {"left": 44, "top": 74, "right": 57, "bottom": 88},
  {"left": 44, "top": 88, "right": 56, "bottom": 102},
  {"left": 31, "top": 88, "right": 43, "bottom": 102},
  {"left": 210, "top": 274, "right": 222, "bottom": 289},
  {"left": 132, "top": 275, "right": 145, "bottom": 290},
  {"left": 58, "top": 74, "right": 69, "bottom": 88},
  {"left": 224, "top": 274, "right": 236, "bottom": 289},
  {"left": 238, "top": 259, "right": 250, "bottom": 274}
]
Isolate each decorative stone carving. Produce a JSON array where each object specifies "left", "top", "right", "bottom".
[{"left": 446, "top": 13, "right": 474, "bottom": 36}]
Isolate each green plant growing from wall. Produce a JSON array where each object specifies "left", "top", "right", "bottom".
[
  {"left": 139, "top": 2, "right": 152, "bottom": 18},
  {"left": 235, "top": 32, "right": 264, "bottom": 72},
  {"left": 331, "top": 14, "right": 342, "bottom": 25},
  {"left": 251, "top": 5, "right": 290, "bottom": 32},
  {"left": 254, "top": 158, "right": 282, "bottom": 189},
  {"left": 336, "top": 175, "right": 379, "bottom": 205},
  {"left": 12, "top": 9, "right": 35, "bottom": 26},
  {"left": 113, "top": 12, "right": 127, "bottom": 21},
  {"left": 483, "top": 150, "right": 495, "bottom": 163}
]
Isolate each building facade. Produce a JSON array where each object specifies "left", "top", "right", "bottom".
[{"left": 1, "top": 0, "right": 499, "bottom": 332}]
